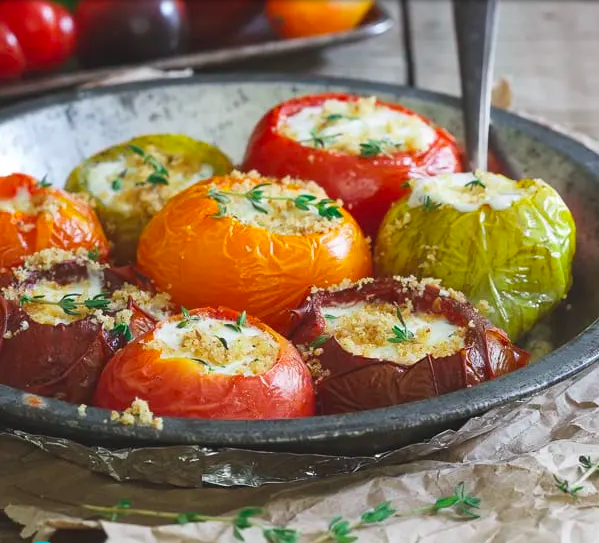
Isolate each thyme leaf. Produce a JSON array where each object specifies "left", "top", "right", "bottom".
[
  {"left": 225, "top": 310, "right": 247, "bottom": 333},
  {"left": 387, "top": 307, "right": 414, "bottom": 343},
  {"left": 465, "top": 178, "right": 486, "bottom": 190},
  {"left": 423, "top": 195, "right": 442, "bottom": 212},
  {"left": 113, "top": 323, "right": 133, "bottom": 342}
]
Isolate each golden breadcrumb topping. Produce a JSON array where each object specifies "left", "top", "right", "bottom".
[
  {"left": 321, "top": 300, "right": 466, "bottom": 365},
  {"left": 208, "top": 170, "right": 344, "bottom": 235},
  {"left": 110, "top": 398, "right": 163, "bottom": 430}
]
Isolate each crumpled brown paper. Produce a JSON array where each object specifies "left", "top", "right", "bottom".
[{"left": 4, "top": 72, "right": 599, "bottom": 541}]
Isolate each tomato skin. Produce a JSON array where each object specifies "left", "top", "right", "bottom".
[
  {"left": 0, "top": 0, "right": 76, "bottom": 72},
  {"left": 136, "top": 173, "right": 373, "bottom": 335},
  {"left": 0, "top": 22, "right": 25, "bottom": 80},
  {"left": 94, "top": 307, "right": 316, "bottom": 420},
  {"left": 241, "top": 93, "right": 463, "bottom": 240},
  {"left": 0, "top": 174, "right": 109, "bottom": 270},
  {"left": 266, "top": 0, "right": 374, "bottom": 39}
]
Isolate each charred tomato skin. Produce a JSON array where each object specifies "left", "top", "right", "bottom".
[
  {"left": 241, "top": 92, "right": 462, "bottom": 239},
  {"left": 94, "top": 306, "right": 316, "bottom": 420},
  {"left": 288, "top": 277, "right": 530, "bottom": 415},
  {"left": 0, "top": 261, "right": 165, "bottom": 404}
]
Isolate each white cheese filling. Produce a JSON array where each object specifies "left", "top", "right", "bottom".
[
  {"left": 279, "top": 96, "right": 437, "bottom": 155},
  {"left": 406, "top": 171, "right": 538, "bottom": 212},
  {"left": 321, "top": 300, "right": 465, "bottom": 365},
  {"left": 85, "top": 157, "right": 214, "bottom": 210},
  {"left": 20, "top": 272, "right": 105, "bottom": 325},
  {"left": 152, "top": 317, "right": 278, "bottom": 377},
  {"left": 0, "top": 186, "right": 33, "bottom": 214}
]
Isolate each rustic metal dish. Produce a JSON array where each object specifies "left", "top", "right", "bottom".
[
  {"left": 0, "top": 2, "right": 393, "bottom": 102},
  {"left": 0, "top": 74, "right": 598, "bottom": 457}
]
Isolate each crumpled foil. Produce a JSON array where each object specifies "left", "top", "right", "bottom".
[{"left": 0, "top": 392, "right": 530, "bottom": 488}]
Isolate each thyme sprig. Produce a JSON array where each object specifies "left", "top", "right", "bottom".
[
  {"left": 112, "top": 145, "right": 170, "bottom": 190},
  {"left": 206, "top": 184, "right": 342, "bottom": 220},
  {"left": 554, "top": 455, "right": 599, "bottom": 496},
  {"left": 82, "top": 483, "right": 481, "bottom": 542},
  {"left": 19, "top": 292, "right": 111, "bottom": 316},
  {"left": 302, "top": 129, "right": 342, "bottom": 149},
  {"left": 387, "top": 307, "right": 415, "bottom": 343},
  {"left": 423, "top": 195, "right": 442, "bottom": 212},
  {"left": 359, "top": 139, "right": 402, "bottom": 158},
  {"left": 38, "top": 175, "right": 52, "bottom": 188},
  {"left": 113, "top": 323, "right": 133, "bottom": 342},
  {"left": 87, "top": 246, "right": 100, "bottom": 261},
  {"left": 225, "top": 310, "right": 247, "bottom": 333},
  {"left": 465, "top": 178, "right": 486, "bottom": 190},
  {"left": 176, "top": 306, "right": 199, "bottom": 329}
]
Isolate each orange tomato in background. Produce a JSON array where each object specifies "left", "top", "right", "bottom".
[
  {"left": 0, "top": 173, "right": 109, "bottom": 269},
  {"left": 136, "top": 173, "right": 373, "bottom": 334},
  {"left": 266, "top": 0, "right": 374, "bottom": 39}
]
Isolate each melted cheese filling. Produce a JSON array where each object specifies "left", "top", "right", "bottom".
[
  {"left": 0, "top": 187, "right": 33, "bottom": 214},
  {"left": 84, "top": 148, "right": 214, "bottom": 213},
  {"left": 279, "top": 96, "right": 437, "bottom": 155},
  {"left": 18, "top": 273, "right": 105, "bottom": 325},
  {"left": 210, "top": 172, "right": 342, "bottom": 235},
  {"left": 321, "top": 300, "right": 465, "bottom": 365},
  {"left": 406, "top": 171, "right": 539, "bottom": 212},
  {"left": 150, "top": 317, "right": 278, "bottom": 376}
]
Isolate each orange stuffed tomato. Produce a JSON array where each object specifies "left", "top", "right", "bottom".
[
  {"left": 0, "top": 247, "right": 174, "bottom": 403},
  {"left": 136, "top": 170, "right": 372, "bottom": 334},
  {"left": 94, "top": 307, "right": 316, "bottom": 419},
  {"left": 241, "top": 93, "right": 462, "bottom": 239},
  {"left": 288, "top": 276, "right": 531, "bottom": 415},
  {"left": 0, "top": 173, "right": 109, "bottom": 269}
]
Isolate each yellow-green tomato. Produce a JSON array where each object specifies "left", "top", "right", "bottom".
[
  {"left": 374, "top": 171, "right": 576, "bottom": 342},
  {"left": 65, "top": 134, "right": 234, "bottom": 264}
]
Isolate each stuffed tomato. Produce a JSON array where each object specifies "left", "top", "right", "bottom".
[
  {"left": 65, "top": 134, "right": 234, "bottom": 264},
  {"left": 94, "top": 307, "right": 316, "bottom": 419},
  {"left": 0, "top": 173, "right": 109, "bottom": 270},
  {"left": 288, "top": 276, "right": 530, "bottom": 415},
  {"left": 241, "top": 93, "right": 462, "bottom": 239},
  {"left": 136, "top": 170, "right": 372, "bottom": 334},
  {"left": 0, "top": 247, "right": 174, "bottom": 403},
  {"left": 374, "top": 171, "right": 576, "bottom": 342}
]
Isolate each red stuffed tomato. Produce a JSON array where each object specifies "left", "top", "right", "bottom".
[
  {"left": 94, "top": 307, "right": 316, "bottom": 420},
  {"left": 288, "top": 276, "right": 530, "bottom": 415},
  {"left": 0, "top": 247, "right": 174, "bottom": 403},
  {"left": 241, "top": 93, "right": 462, "bottom": 239}
]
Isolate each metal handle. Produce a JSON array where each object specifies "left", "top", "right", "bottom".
[{"left": 453, "top": 0, "right": 499, "bottom": 172}]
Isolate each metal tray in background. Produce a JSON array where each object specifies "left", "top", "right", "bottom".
[{"left": 0, "top": 2, "right": 394, "bottom": 102}]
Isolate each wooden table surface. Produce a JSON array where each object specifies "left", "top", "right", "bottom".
[{"left": 1, "top": 1, "right": 597, "bottom": 541}]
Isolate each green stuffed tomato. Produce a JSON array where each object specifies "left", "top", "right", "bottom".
[
  {"left": 374, "top": 171, "right": 576, "bottom": 342},
  {"left": 65, "top": 134, "right": 233, "bottom": 264}
]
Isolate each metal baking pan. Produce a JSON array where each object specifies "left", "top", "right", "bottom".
[
  {"left": 0, "top": 2, "right": 393, "bottom": 102},
  {"left": 0, "top": 74, "right": 598, "bottom": 457}
]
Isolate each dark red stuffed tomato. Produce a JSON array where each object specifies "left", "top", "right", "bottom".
[
  {"left": 288, "top": 276, "right": 530, "bottom": 415},
  {"left": 241, "top": 93, "right": 462, "bottom": 239},
  {"left": 94, "top": 306, "right": 316, "bottom": 420},
  {"left": 0, "top": 247, "right": 174, "bottom": 404}
]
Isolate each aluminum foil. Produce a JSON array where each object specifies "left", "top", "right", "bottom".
[{"left": 0, "top": 395, "right": 530, "bottom": 488}]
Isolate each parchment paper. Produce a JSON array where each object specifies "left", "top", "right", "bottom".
[{"left": 3, "top": 72, "right": 599, "bottom": 541}]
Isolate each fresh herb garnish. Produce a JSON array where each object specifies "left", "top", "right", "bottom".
[
  {"left": 83, "top": 483, "right": 480, "bottom": 541},
  {"left": 206, "top": 185, "right": 342, "bottom": 221},
  {"left": 19, "top": 292, "right": 111, "bottom": 316},
  {"left": 323, "top": 314, "right": 338, "bottom": 321},
  {"left": 87, "top": 246, "right": 100, "bottom": 261},
  {"left": 225, "top": 310, "right": 247, "bottom": 333},
  {"left": 302, "top": 129, "right": 342, "bottom": 149},
  {"left": 217, "top": 336, "right": 229, "bottom": 350},
  {"left": 401, "top": 181, "right": 411, "bottom": 189},
  {"left": 38, "top": 175, "right": 51, "bottom": 188},
  {"left": 309, "top": 335, "right": 330, "bottom": 349},
  {"left": 465, "top": 178, "right": 486, "bottom": 190},
  {"left": 388, "top": 307, "right": 415, "bottom": 343},
  {"left": 113, "top": 323, "right": 133, "bottom": 342},
  {"left": 191, "top": 358, "right": 210, "bottom": 366},
  {"left": 423, "top": 195, "right": 442, "bottom": 212},
  {"left": 359, "top": 139, "right": 402, "bottom": 157},
  {"left": 177, "top": 306, "right": 197, "bottom": 329},
  {"left": 554, "top": 455, "right": 599, "bottom": 496},
  {"left": 111, "top": 169, "right": 127, "bottom": 191},
  {"left": 126, "top": 144, "right": 170, "bottom": 187}
]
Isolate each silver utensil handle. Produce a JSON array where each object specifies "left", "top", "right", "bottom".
[{"left": 453, "top": 0, "right": 499, "bottom": 172}]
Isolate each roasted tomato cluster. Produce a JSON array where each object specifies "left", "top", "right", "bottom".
[
  {"left": 0, "top": 89, "right": 575, "bottom": 424},
  {"left": 288, "top": 276, "right": 531, "bottom": 415}
]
